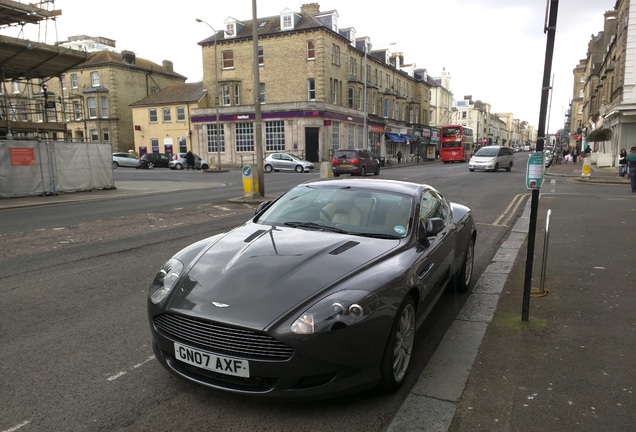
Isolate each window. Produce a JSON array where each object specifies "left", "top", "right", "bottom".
[
  {"left": 258, "top": 46, "right": 264, "bottom": 65},
  {"left": 12, "top": 81, "right": 20, "bottom": 93},
  {"left": 221, "top": 85, "right": 231, "bottom": 106},
  {"left": 100, "top": 96, "right": 108, "bottom": 118},
  {"left": 176, "top": 106, "right": 186, "bottom": 121},
  {"left": 383, "top": 98, "right": 389, "bottom": 118},
  {"left": 349, "top": 57, "right": 357, "bottom": 77},
  {"left": 206, "top": 123, "right": 225, "bottom": 153},
  {"left": 149, "top": 108, "right": 158, "bottom": 123},
  {"left": 259, "top": 83, "right": 266, "bottom": 104},
  {"left": 222, "top": 51, "right": 234, "bottom": 69},
  {"left": 331, "top": 44, "right": 340, "bottom": 66},
  {"left": 462, "top": 111, "right": 467, "bottom": 119},
  {"left": 87, "top": 97, "right": 97, "bottom": 118},
  {"left": 358, "top": 125, "right": 364, "bottom": 148},
  {"left": 282, "top": 14, "right": 293, "bottom": 30},
  {"left": 348, "top": 87, "right": 355, "bottom": 108},
  {"left": 307, "top": 40, "right": 315, "bottom": 60},
  {"left": 307, "top": 78, "right": 316, "bottom": 101},
  {"left": 348, "top": 124, "right": 355, "bottom": 148},
  {"left": 90, "top": 71, "right": 100, "bottom": 87},
  {"left": 331, "top": 79, "right": 340, "bottom": 104},
  {"left": 102, "top": 129, "right": 110, "bottom": 142},
  {"left": 151, "top": 138, "right": 159, "bottom": 152},
  {"left": 90, "top": 129, "right": 99, "bottom": 141},
  {"left": 178, "top": 137, "right": 187, "bottom": 153},
  {"left": 265, "top": 120, "right": 285, "bottom": 152},
  {"left": 71, "top": 74, "right": 78, "bottom": 89},
  {"left": 235, "top": 122, "right": 254, "bottom": 152},
  {"left": 233, "top": 84, "right": 241, "bottom": 105},
  {"left": 162, "top": 107, "right": 171, "bottom": 122},
  {"left": 331, "top": 122, "right": 341, "bottom": 151},
  {"left": 61, "top": 76, "right": 67, "bottom": 90},
  {"left": 73, "top": 101, "right": 82, "bottom": 120}
]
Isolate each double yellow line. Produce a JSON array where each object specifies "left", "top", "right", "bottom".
[{"left": 492, "top": 193, "right": 528, "bottom": 226}]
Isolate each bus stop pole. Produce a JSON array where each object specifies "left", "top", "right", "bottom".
[{"left": 522, "top": 0, "right": 559, "bottom": 322}]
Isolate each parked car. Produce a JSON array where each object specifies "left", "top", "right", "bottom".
[
  {"left": 331, "top": 149, "right": 380, "bottom": 176},
  {"left": 263, "top": 153, "right": 314, "bottom": 173},
  {"left": 112, "top": 152, "right": 139, "bottom": 168},
  {"left": 147, "top": 178, "right": 476, "bottom": 399},
  {"left": 169, "top": 152, "right": 210, "bottom": 170},
  {"left": 137, "top": 153, "right": 171, "bottom": 169},
  {"left": 468, "top": 145, "right": 514, "bottom": 172}
]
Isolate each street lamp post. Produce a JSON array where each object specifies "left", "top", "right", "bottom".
[
  {"left": 196, "top": 18, "right": 222, "bottom": 171},
  {"left": 362, "top": 37, "right": 369, "bottom": 150}
]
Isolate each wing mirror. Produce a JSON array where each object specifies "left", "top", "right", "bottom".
[{"left": 418, "top": 217, "right": 444, "bottom": 242}]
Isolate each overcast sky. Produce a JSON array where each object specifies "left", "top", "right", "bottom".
[{"left": 5, "top": 0, "right": 617, "bottom": 133}]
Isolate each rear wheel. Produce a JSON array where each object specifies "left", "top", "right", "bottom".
[
  {"left": 380, "top": 296, "right": 415, "bottom": 391},
  {"left": 264, "top": 164, "right": 273, "bottom": 173},
  {"left": 112, "top": 161, "right": 118, "bottom": 169}
]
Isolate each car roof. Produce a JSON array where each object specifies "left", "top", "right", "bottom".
[{"left": 299, "top": 178, "right": 432, "bottom": 195}]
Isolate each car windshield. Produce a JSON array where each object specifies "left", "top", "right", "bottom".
[
  {"left": 256, "top": 184, "right": 413, "bottom": 238},
  {"left": 335, "top": 151, "right": 356, "bottom": 159},
  {"left": 475, "top": 147, "right": 498, "bottom": 157}
]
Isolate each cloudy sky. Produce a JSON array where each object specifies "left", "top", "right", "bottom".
[{"left": 5, "top": 0, "right": 616, "bottom": 133}]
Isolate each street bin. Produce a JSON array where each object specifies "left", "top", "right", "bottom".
[{"left": 379, "top": 157, "right": 386, "bottom": 167}]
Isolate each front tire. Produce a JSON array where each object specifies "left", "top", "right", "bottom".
[
  {"left": 264, "top": 164, "right": 273, "bottom": 173},
  {"left": 380, "top": 296, "right": 416, "bottom": 391},
  {"left": 506, "top": 162, "right": 513, "bottom": 172},
  {"left": 455, "top": 236, "right": 475, "bottom": 293},
  {"left": 358, "top": 166, "right": 366, "bottom": 177},
  {"left": 112, "top": 161, "right": 118, "bottom": 169},
  {"left": 147, "top": 162, "right": 155, "bottom": 169},
  {"left": 295, "top": 165, "right": 304, "bottom": 173}
]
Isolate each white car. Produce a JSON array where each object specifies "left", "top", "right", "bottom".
[
  {"left": 169, "top": 152, "right": 209, "bottom": 170},
  {"left": 468, "top": 146, "right": 514, "bottom": 172},
  {"left": 112, "top": 152, "right": 140, "bottom": 168}
]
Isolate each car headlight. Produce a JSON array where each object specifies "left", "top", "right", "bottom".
[
  {"left": 149, "top": 258, "right": 184, "bottom": 304},
  {"left": 290, "top": 290, "right": 379, "bottom": 335}
]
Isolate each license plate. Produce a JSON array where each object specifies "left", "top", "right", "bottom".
[
  {"left": 339, "top": 163, "right": 350, "bottom": 167},
  {"left": 174, "top": 342, "right": 250, "bottom": 377}
]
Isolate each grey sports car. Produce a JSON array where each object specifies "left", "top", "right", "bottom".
[{"left": 147, "top": 178, "right": 476, "bottom": 399}]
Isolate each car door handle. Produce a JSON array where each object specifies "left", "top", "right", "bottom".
[{"left": 418, "top": 263, "right": 434, "bottom": 280}]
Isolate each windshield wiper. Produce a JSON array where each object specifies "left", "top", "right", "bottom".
[
  {"left": 354, "top": 232, "right": 401, "bottom": 239},
  {"left": 284, "top": 221, "right": 348, "bottom": 234}
]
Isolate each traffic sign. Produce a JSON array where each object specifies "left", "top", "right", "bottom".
[{"left": 526, "top": 152, "right": 545, "bottom": 189}]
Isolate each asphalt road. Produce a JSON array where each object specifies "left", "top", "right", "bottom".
[{"left": 1, "top": 155, "right": 535, "bottom": 431}]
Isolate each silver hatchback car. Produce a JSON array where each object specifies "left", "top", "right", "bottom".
[
  {"left": 263, "top": 153, "right": 315, "bottom": 173},
  {"left": 468, "top": 146, "right": 514, "bottom": 172}
]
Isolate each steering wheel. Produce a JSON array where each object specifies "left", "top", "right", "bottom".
[{"left": 318, "top": 208, "right": 332, "bottom": 221}]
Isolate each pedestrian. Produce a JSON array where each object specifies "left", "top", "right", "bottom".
[
  {"left": 397, "top": 150, "right": 403, "bottom": 164},
  {"left": 185, "top": 150, "right": 195, "bottom": 170},
  {"left": 571, "top": 147, "right": 578, "bottom": 164},
  {"left": 562, "top": 147, "right": 569, "bottom": 164},
  {"left": 584, "top": 144, "right": 591, "bottom": 158},
  {"left": 627, "top": 145, "right": 636, "bottom": 193},
  {"left": 618, "top": 148, "right": 628, "bottom": 177}
]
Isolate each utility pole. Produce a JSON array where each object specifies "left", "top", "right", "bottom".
[
  {"left": 252, "top": 0, "right": 264, "bottom": 196},
  {"left": 522, "top": 0, "right": 559, "bottom": 322}
]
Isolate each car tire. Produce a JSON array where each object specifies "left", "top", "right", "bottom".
[
  {"left": 201, "top": 164, "right": 209, "bottom": 170},
  {"left": 333, "top": 172, "right": 340, "bottom": 177},
  {"left": 454, "top": 236, "right": 475, "bottom": 293},
  {"left": 494, "top": 163, "right": 500, "bottom": 171},
  {"left": 506, "top": 162, "right": 513, "bottom": 172},
  {"left": 174, "top": 163, "right": 183, "bottom": 170},
  {"left": 112, "top": 161, "right": 118, "bottom": 169},
  {"left": 469, "top": 168, "right": 475, "bottom": 172},
  {"left": 359, "top": 166, "right": 366, "bottom": 176},
  {"left": 379, "top": 295, "right": 416, "bottom": 391},
  {"left": 374, "top": 165, "right": 380, "bottom": 175},
  {"left": 148, "top": 162, "right": 155, "bottom": 169},
  {"left": 264, "top": 164, "right": 273, "bottom": 173},
  {"left": 295, "top": 165, "right": 304, "bottom": 173}
]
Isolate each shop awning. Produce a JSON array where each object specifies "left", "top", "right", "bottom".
[
  {"left": 402, "top": 134, "right": 414, "bottom": 141},
  {"left": 385, "top": 132, "right": 405, "bottom": 142}
]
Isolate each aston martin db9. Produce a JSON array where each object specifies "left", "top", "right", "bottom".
[{"left": 147, "top": 178, "right": 476, "bottom": 399}]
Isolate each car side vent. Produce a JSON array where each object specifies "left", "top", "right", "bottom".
[
  {"left": 329, "top": 241, "right": 360, "bottom": 255},
  {"left": 244, "top": 230, "right": 267, "bottom": 243}
]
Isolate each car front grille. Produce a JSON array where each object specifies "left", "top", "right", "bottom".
[{"left": 154, "top": 313, "right": 294, "bottom": 361}]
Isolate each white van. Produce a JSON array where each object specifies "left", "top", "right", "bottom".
[{"left": 468, "top": 146, "right": 514, "bottom": 172}]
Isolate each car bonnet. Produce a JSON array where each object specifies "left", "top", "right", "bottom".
[{"left": 166, "top": 224, "right": 401, "bottom": 330}]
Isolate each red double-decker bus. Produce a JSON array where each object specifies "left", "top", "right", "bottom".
[{"left": 439, "top": 125, "right": 474, "bottom": 163}]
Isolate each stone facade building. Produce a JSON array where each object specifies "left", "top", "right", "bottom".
[{"left": 190, "top": 3, "right": 435, "bottom": 166}]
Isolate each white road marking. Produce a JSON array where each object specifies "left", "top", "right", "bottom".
[
  {"left": 2, "top": 421, "right": 30, "bottom": 432},
  {"left": 106, "top": 355, "right": 155, "bottom": 381}
]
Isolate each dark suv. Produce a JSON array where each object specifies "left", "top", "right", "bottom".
[
  {"left": 331, "top": 149, "right": 380, "bottom": 177},
  {"left": 137, "top": 153, "right": 171, "bottom": 169}
]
